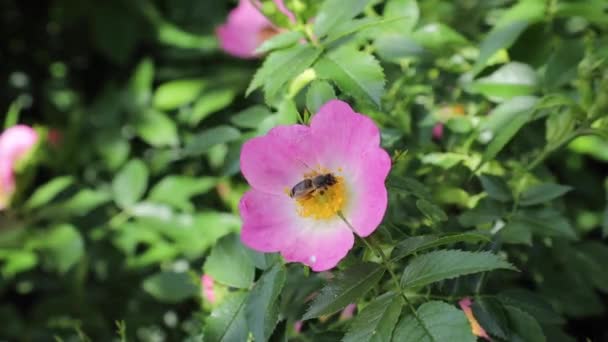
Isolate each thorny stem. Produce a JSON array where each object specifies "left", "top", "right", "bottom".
[{"left": 337, "top": 211, "right": 434, "bottom": 340}]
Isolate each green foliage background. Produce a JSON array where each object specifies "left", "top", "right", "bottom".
[{"left": 1, "top": 0, "right": 608, "bottom": 341}]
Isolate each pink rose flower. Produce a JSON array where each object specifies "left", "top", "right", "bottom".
[
  {"left": 459, "top": 297, "right": 490, "bottom": 340},
  {"left": 217, "top": 0, "right": 295, "bottom": 59},
  {"left": 293, "top": 320, "right": 303, "bottom": 333},
  {"left": 239, "top": 100, "right": 391, "bottom": 271},
  {"left": 432, "top": 123, "right": 444, "bottom": 139},
  {"left": 0, "top": 125, "right": 38, "bottom": 210},
  {"left": 201, "top": 274, "right": 216, "bottom": 303}
]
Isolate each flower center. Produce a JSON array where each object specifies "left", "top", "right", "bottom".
[{"left": 291, "top": 172, "right": 347, "bottom": 220}]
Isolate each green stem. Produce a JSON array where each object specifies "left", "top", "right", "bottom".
[
  {"left": 337, "top": 212, "right": 434, "bottom": 340},
  {"left": 526, "top": 127, "right": 592, "bottom": 171}
]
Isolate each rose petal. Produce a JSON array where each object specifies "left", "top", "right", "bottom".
[
  {"left": 310, "top": 100, "right": 382, "bottom": 170},
  {"left": 216, "top": 0, "right": 272, "bottom": 58},
  {"left": 240, "top": 189, "right": 300, "bottom": 252},
  {"left": 282, "top": 218, "right": 354, "bottom": 272},
  {"left": 239, "top": 189, "right": 354, "bottom": 272},
  {"left": 0, "top": 125, "right": 38, "bottom": 209},
  {"left": 459, "top": 297, "right": 491, "bottom": 340},
  {"left": 343, "top": 147, "right": 391, "bottom": 237},
  {"left": 240, "top": 125, "right": 316, "bottom": 194}
]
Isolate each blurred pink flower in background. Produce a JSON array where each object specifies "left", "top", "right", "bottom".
[
  {"left": 239, "top": 100, "right": 391, "bottom": 271},
  {"left": 293, "top": 320, "right": 303, "bottom": 333},
  {"left": 201, "top": 274, "right": 216, "bottom": 303},
  {"left": 339, "top": 303, "right": 357, "bottom": 320},
  {"left": 432, "top": 123, "right": 444, "bottom": 140},
  {"left": 217, "top": 0, "right": 295, "bottom": 59},
  {"left": 47, "top": 129, "right": 62, "bottom": 147},
  {"left": 459, "top": 297, "right": 490, "bottom": 340},
  {"left": 0, "top": 125, "right": 38, "bottom": 210},
  {"left": 432, "top": 104, "right": 465, "bottom": 140}
]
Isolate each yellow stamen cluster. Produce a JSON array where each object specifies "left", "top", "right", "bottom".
[{"left": 295, "top": 175, "right": 347, "bottom": 220}]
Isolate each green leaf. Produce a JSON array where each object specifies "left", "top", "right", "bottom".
[
  {"left": 135, "top": 110, "right": 179, "bottom": 147},
  {"left": 445, "top": 117, "right": 473, "bottom": 133},
  {"left": 479, "top": 174, "right": 512, "bottom": 202},
  {"left": 473, "top": 21, "right": 529, "bottom": 75},
  {"left": 505, "top": 305, "right": 546, "bottom": 342},
  {"left": 479, "top": 95, "right": 538, "bottom": 136},
  {"left": 183, "top": 126, "right": 241, "bottom": 156},
  {"left": 511, "top": 208, "right": 578, "bottom": 240},
  {"left": 458, "top": 198, "right": 506, "bottom": 227},
  {"left": 303, "top": 262, "right": 385, "bottom": 319},
  {"left": 112, "top": 159, "right": 149, "bottom": 209},
  {"left": 555, "top": 0, "right": 608, "bottom": 26},
  {"left": 494, "top": 0, "right": 546, "bottom": 28},
  {"left": 306, "top": 80, "right": 336, "bottom": 113},
  {"left": 387, "top": 176, "right": 432, "bottom": 200},
  {"left": 313, "top": 0, "right": 371, "bottom": 38},
  {"left": 245, "top": 249, "right": 280, "bottom": 271},
  {"left": 374, "top": 35, "right": 426, "bottom": 61},
  {"left": 603, "top": 197, "right": 608, "bottom": 238},
  {"left": 315, "top": 46, "right": 385, "bottom": 108},
  {"left": 148, "top": 176, "right": 216, "bottom": 211},
  {"left": 342, "top": 292, "right": 402, "bottom": 342},
  {"left": 471, "top": 297, "right": 509, "bottom": 340},
  {"left": 469, "top": 62, "right": 539, "bottom": 101},
  {"left": 246, "top": 44, "right": 321, "bottom": 103},
  {"left": 245, "top": 264, "right": 286, "bottom": 342},
  {"left": 0, "top": 250, "right": 38, "bottom": 278},
  {"left": 546, "top": 110, "right": 577, "bottom": 144},
  {"left": 411, "top": 23, "right": 468, "bottom": 51},
  {"left": 230, "top": 105, "right": 273, "bottom": 129},
  {"left": 127, "top": 57, "right": 154, "bottom": 109},
  {"left": 204, "top": 292, "right": 249, "bottom": 342},
  {"left": 400, "top": 250, "right": 516, "bottom": 289},
  {"left": 186, "top": 89, "right": 235, "bottom": 126},
  {"left": 498, "top": 289, "right": 564, "bottom": 325},
  {"left": 391, "top": 233, "right": 490, "bottom": 262},
  {"left": 478, "top": 96, "right": 537, "bottom": 168},
  {"left": 415, "top": 199, "right": 448, "bottom": 223},
  {"left": 153, "top": 78, "right": 206, "bottom": 110},
  {"left": 41, "top": 224, "right": 84, "bottom": 273},
  {"left": 25, "top": 176, "right": 74, "bottom": 210},
  {"left": 419, "top": 152, "right": 468, "bottom": 170},
  {"left": 500, "top": 219, "right": 533, "bottom": 245},
  {"left": 392, "top": 301, "right": 475, "bottom": 342},
  {"left": 323, "top": 18, "right": 381, "bottom": 46},
  {"left": 519, "top": 183, "right": 572, "bottom": 206},
  {"left": 142, "top": 271, "right": 198, "bottom": 303},
  {"left": 255, "top": 31, "right": 305, "bottom": 54},
  {"left": 203, "top": 234, "right": 255, "bottom": 289},
  {"left": 544, "top": 40, "right": 585, "bottom": 89},
  {"left": 383, "top": 0, "right": 419, "bottom": 33},
  {"left": 38, "top": 188, "right": 111, "bottom": 218}
]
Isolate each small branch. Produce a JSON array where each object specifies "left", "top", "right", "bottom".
[{"left": 337, "top": 212, "right": 434, "bottom": 341}]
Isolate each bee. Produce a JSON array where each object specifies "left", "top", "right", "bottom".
[{"left": 289, "top": 173, "right": 337, "bottom": 199}]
